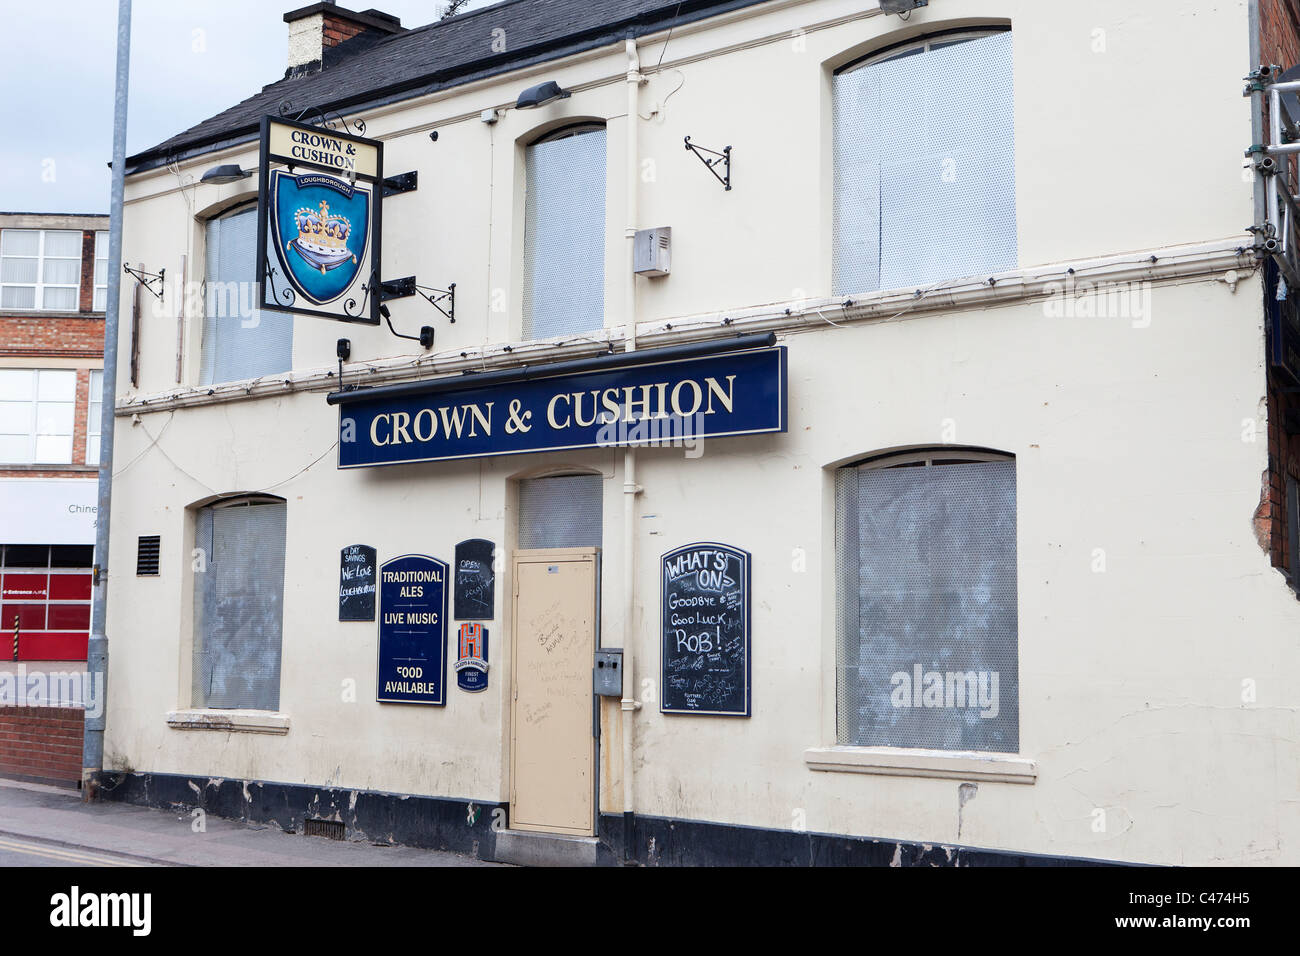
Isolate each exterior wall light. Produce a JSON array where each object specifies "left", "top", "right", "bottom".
[
  {"left": 515, "top": 81, "right": 572, "bottom": 110},
  {"left": 199, "top": 164, "right": 253, "bottom": 185}
]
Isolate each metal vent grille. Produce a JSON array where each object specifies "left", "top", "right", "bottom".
[
  {"left": 303, "top": 818, "right": 345, "bottom": 840},
  {"left": 835, "top": 459, "right": 1018, "bottom": 753},
  {"left": 522, "top": 127, "right": 607, "bottom": 339},
  {"left": 832, "top": 31, "right": 1017, "bottom": 294},
  {"left": 136, "top": 535, "right": 160, "bottom": 576},
  {"left": 518, "top": 475, "right": 602, "bottom": 550}
]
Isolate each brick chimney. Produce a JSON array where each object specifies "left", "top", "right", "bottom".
[{"left": 284, "top": 2, "right": 404, "bottom": 77}]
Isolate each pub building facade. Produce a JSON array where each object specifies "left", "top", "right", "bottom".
[{"left": 101, "top": 0, "right": 1300, "bottom": 866}]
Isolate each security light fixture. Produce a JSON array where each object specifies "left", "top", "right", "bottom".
[
  {"left": 515, "top": 80, "right": 571, "bottom": 110},
  {"left": 199, "top": 164, "right": 253, "bottom": 185},
  {"left": 879, "top": 0, "right": 928, "bottom": 14}
]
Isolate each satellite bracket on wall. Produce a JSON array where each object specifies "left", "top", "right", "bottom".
[
  {"left": 123, "top": 262, "right": 165, "bottom": 301},
  {"left": 684, "top": 136, "right": 731, "bottom": 191}
]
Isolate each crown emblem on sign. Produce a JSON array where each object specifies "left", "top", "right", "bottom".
[{"left": 289, "top": 200, "right": 356, "bottom": 274}]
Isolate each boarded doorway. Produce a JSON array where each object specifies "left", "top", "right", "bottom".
[{"left": 509, "top": 474, "right": 601, "bottom": 835}]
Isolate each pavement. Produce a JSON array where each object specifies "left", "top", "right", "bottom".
[{"left": 0, "top": 777, "right": 502, "bottom": 867}]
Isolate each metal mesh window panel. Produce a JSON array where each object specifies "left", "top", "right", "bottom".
[
  {"left": 192, "top": 500, "right": 286, "bottom": 710},
  {"left": 832, "top": 31, "right": 1017, "bottom": 294},
  {"left": 835, "top": 459, "right": 1018, "bottom": 753},
  {"left": 200, "top": 207, "right": 293, "bottom": 385},
  {"left": 523, "top": 128, "right": 607, "bottom": 340},
  {"left": 518, "top": 475, "right": 602, "bottom": 550}
]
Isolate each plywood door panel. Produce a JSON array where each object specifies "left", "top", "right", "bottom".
[{"left": 510, "top": 549, "right": 597, "bottom": 835}]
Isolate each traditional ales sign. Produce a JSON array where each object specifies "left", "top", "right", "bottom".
[
  {"left": 376, "top": 554, "right": 449, "bottom": 705},
  {"left": 256, "top": 116, "right": 383, "bottom": 325}
]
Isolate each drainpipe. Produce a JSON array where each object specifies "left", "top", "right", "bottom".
[
  {"left": 620, "top": 36, "right": 644, "bottom": 860},
  {"left": 84, "top": 0, "right": 131, "bottom": 799},
  {"left": 1249, "top": 0, "right": 1267, "bottom": 232}
]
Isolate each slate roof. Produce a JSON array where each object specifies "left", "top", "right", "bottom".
[{"left": 126, "top": 0, "right": 772, "bottom": 175}]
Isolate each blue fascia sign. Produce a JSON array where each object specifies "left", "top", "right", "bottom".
[{"left": 335, "top": 346, "right": 787, "bottom": 468}]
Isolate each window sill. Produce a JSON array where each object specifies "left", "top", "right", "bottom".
[
  {"left": 804, "top": 746, "right": 1036, "bottom": 784},
  {"left": 166, "top": 709, "right": 289, "bottom": 735}
]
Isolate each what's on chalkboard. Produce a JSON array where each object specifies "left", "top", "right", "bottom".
[
  {"left": 660, "top": 542, "right": 751, "bottom": 717},
  {"left": 339, "top": 544, "right": 377, "bottom": 622},
  {"left": 454, "top": 538, "right": 496, "bottom": 620}
]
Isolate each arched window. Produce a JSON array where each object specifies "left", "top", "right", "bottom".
[
  {"left": 200, "top": 203, "right": 293, "bottom": 385},
  {"left": 522, "top": 124, "right": 607, "bottom": 340},
  {"left": 192, "top": 496, "right": 287, "bottom": 710},
  {"left": 832, "top": 29, "right": 1017, "bottom": 294},
  {"left": 834, "top": 450, "right": 1018, "bottom": 753}
]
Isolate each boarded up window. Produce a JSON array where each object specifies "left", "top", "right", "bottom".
[
  {"left": 192, "top": 498, "right": 286, "bottom": 710},
  {"left": 835, "top": 456, "right": 1018, "bottom": 753},
  {"left": 200, "top": 205, "right": 294, "bottom": 385},
  {"left": 523, "top": 126, "right": 607, "bottom": 340},
  {"left": 518, "top": 474, "right": 602, "bottom": 550},
  {"left": 833, "top": 30, "right": 1017, "bottom": 294}
]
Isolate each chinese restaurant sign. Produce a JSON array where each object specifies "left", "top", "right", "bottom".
[
  {"left": 376, "top": 554, "right": 448, "bottom": 705},
  {"left": 336, "top": 347, "right": 787, "bottom": 467},
  {"left": 256, "top": 116, "right": 383, "bottom": 325}
]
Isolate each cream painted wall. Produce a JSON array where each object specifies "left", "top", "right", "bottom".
[{"left": 104, "top": 0, "right": 1299, "bottom": 864}]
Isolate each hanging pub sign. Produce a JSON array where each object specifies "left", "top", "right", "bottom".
[
  {"left": 660, "top": 542, "right": 751, "bottom": 717},
  {"left": 332, "top": 344, "right": 787, "bottom": 467},
  {"left": 376, "top": 554, "right": 449, "bottom": 705},
  {"left": 339, "top": 543, "right": 377, "bottom": 622},
  {"left": 454, "top": 538, "right": 496, "bottom": 620},
  {"left": 256, "top": 116, "right": 383, "bottom": 325},
  {"left": 455, "top": 623, "right": 489, "bottom": 692}
]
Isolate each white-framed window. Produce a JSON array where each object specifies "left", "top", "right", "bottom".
[
  {"left": 200, "top": 204, "right": 293, "bottom": 385},
  {"left": 832, "top": 29, "right": 1017, "bottom": 295},
  {"left": 0, "top": 368, "right": 77, "bottom": 464},
  {"left": 522, "top": 124, "right": 607, "bottom": 340},
  {"left": 86, "top": 369, "right": 103, "bottom": 464},
  {"left": 192, "top": 496, "right": 287, "bottom": 711},
  {"left": 834, "top": 450, "right": 1018, "bottom": 753},
  {"left": 93, "top": 231, "right": 108, "bottom": 312},
  {"left": 1, "top": 229, "right": 83, "bottom": 311}
]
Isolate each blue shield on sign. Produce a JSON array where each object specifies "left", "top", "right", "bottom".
[{"left": 270, "top": 169, "right": 370, "bottom": 306}]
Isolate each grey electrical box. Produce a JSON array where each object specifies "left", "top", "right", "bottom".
[
  {"left": 593, "top": 648, "right": 624, "bottom": 697},
  {"left": 634, "top": 227, "right": 671, "bottom": 277}
]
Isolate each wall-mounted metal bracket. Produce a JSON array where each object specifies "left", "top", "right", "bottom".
[
  {"left": 684, "top": 136, "right": 731, "bottom": 191},
  {"left": 413, "top": 282, "right": 456, "bottom": 323},
  {"left": 383, "top": 171, "right": 418, "bottom": 197},
  {"left": 123, "top": 262, "right": 165, "bottom": 301},
  {"left": 380, "top": 276, "right": 417, "bottom": 301}
]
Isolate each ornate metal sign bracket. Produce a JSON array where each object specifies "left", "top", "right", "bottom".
[
  {"left": 684, "top": 136, "right": 732, "bottom": 191},
  {"left": 123, "top": 262, "right": 165, "bottom": 301}
]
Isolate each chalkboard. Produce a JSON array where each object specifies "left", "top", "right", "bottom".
[
  {"left": 454, "top": 538, "right": 496, "bottom": 620},
  {"left": 660, "top": 542, "right": 751, "bottom": 716},
  {"left": 339, "top": 544, "right": 376, "bottom": 621},
  {"left": 377, "top": 554, "right": 449, "bottom": 705}
]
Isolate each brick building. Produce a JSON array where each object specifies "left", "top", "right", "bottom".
[{"left": 0, "top": 211, "right": 108, "bottom": 663}]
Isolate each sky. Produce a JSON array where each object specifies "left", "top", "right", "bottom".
[{"left": 0, "top": 0, "right": 497, "bottom": 214}]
